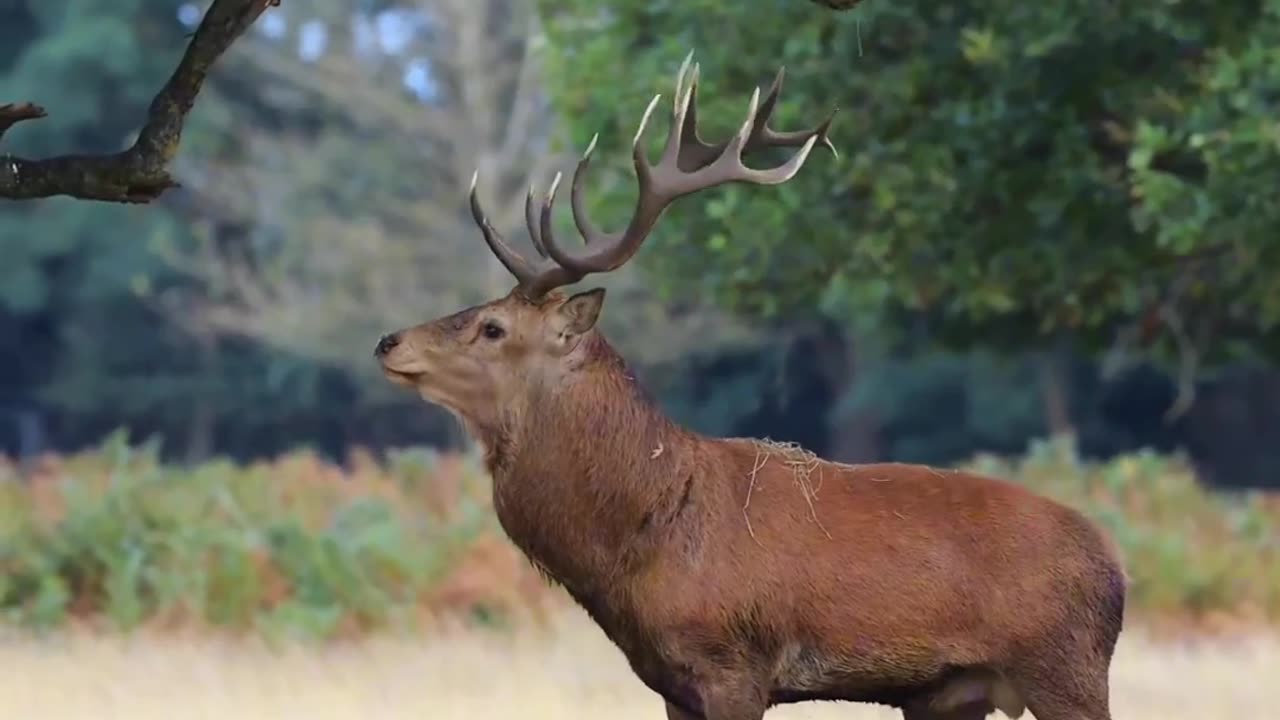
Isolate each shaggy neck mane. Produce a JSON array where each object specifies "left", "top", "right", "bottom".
[{"left": 476, "top": 332, "right": 697, "bottom": 602}]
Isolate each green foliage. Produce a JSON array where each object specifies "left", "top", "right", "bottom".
[
  {"left": 968, "top": 435, "right": 1280, "bottom": 622},
  {"left": 2, "top": 433, "right": 1278, "bottom": 640},
  {"left": 537, "top": 0, "right": 1280, "bottom": 362},
  {"left": 0, "top": 433, "right": 550, "bottom": 641}
]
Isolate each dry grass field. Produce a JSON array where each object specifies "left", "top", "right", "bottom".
[{"left": 0, "top": 610, "right": 1275, "bottom": 720}]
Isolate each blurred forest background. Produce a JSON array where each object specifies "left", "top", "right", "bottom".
[
  {"left": 3, "top": 0, "right": 1280, "bottom": 493},
  {"left": 2, "top": 10, "right": 1280, "bottom": 715}
]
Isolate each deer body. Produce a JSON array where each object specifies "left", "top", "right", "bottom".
[
  {"left": 377, "top": 54, "right": 1124, "bottom": 720},
  {"left": 473, "top": 333, "right": 1122, "bottom": 719}
]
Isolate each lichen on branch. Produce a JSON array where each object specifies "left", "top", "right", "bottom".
[{"left": 0, "top": 0, "right": 281, "bottom": 204}]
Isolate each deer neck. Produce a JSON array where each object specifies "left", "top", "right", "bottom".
[{"left": 480, "top": 335, "right": 693, "bottom": 599}]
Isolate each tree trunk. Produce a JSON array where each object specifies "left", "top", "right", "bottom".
[
  {"left": 15, "top": 409, "right": 45, "bottom": 477},
  {"left": 1038, "top": 348, "right": 1075, "bottom": 440},
  {"left": 185, "top": 332, "right": 218, "bottom": 464},
  {"left": 810, "top": 321, "right": 883, "bottom": 463}
]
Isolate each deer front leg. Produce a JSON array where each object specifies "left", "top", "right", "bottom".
[
  {"left": 902, "top": 701, "right": 994, "bottom": 720},
  {"left": 666, "top": 701, "right": 700, "bottom": 720},
  {"left": 664, "top": 677, "right": 768, "bottom": 720}
]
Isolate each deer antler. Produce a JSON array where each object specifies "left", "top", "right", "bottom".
[{"left": 469, "top": 51, "right": 838, "bottom": 300}]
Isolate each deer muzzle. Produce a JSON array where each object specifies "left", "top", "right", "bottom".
[{"left": 374, "top": 332, "right": 401, "bottom": 357}]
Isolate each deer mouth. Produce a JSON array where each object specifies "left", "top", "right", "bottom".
[
  {"left": 376, "top": 336, "right": 432, "bottom": 385},
  {"left": 380, "top": 365, "right": 425, "bottom": 386},
  {"left": 373, "top": 356, "right": 430, "bottom": 384}
]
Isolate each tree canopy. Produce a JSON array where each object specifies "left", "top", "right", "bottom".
[
  {"left": 537, "top": 0, "right": 1280, "bottom": 381},
  {"left": 5, "top": 0, "right": 1280, "bottom": 484}
]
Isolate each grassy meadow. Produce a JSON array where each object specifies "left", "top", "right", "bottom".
[
  {"left": 1, "top": 432, "right": 1278, "bottom": 717},
  {"left": 0, "top": 611, "right": 1276, "bottom": 719}
]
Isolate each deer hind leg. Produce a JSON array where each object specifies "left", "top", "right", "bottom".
[
  {"left": 1007, "top": 651, "right": 1112, "bottom": 720},
  {"left": 1013, "top": 672, "right": 1111, "bottom": 720},
  {"left": 1010, "top": 561, "right": 1122, "bottom": 720}
]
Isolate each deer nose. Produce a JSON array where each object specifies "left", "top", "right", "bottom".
[{"left": 374, "top": 332, "right": 401, "bottom": 357}]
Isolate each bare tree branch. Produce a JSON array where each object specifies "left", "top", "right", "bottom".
[
  {"left": 1159, "top": 303, "right": 1199, "bottom": 423},
  {"left": 0, "top": 0, "right": 281, "bottom": 203},
  {"left": 810, "top": 0, "right": 868, "bottom": 9},
  {"left": 0, "top": 103, "right": 49, "bottom": 143},
  {"left": 1100, "top": 254, "right": 1225, "bottom": 421}
]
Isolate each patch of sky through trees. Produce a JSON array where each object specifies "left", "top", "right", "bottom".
[{"left": 176, "top": 2, "right": 439, "bottom": 101}]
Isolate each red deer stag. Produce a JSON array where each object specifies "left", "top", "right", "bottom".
[{"left": 375, "top": 54, "right": 1126, "bottom": 720}]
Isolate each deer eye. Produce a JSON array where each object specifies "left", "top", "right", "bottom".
[{"left": 481, "top": 321, "right": 505, "bottom": 340}]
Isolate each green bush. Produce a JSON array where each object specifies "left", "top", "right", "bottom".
[
  {"left": 0, "top": 431, "right": 549, "bottom": 641},
  {"left": 1, "top": 431, "right": 1277, "bottom": 639},
  {"left": 967, "top": 435, "right": 1280, "bottom": 624}
]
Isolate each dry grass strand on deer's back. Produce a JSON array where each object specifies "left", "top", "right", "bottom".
[{"left": 741, "top": 438, "right": 853, "bottom": 542}]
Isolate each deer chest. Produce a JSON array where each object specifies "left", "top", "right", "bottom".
[{"left": 578, "top": 602, "right": 704, "bottom": 714}]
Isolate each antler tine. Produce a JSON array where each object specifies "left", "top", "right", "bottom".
[
  {"left": 569, "top": 133, "right": 602, "bottom": 247},
  {"left": 521, "top": 171, "right": 593, "bottom": 299},
  {"left": 538, "top": 172, "right": 566, "bottom": 258},
  {"left": 673, "top": 61, "right": 721, "bottom": 171},
  {"left": 498, "top": 54, "right": 833, "bottom": 299},
  {"left": 675, "top": 64, "right": 839, "bottom": 170},
  {"left": 729, "top": 86, "right": 765, "bottom": 158},
  {"left": 524, "top": 184, "right": 550, "bottom": 258},
  {"left": 470, "top": 170, "right": 537, "bottom": 284},
  {"left": 693, "top": 86, "right": 822, "bottom": 187},
  {"left": 756, "top": 67, "right": 840, "bottom": 158},
  {"left": 673, "top": 49, "right": 695, "bottom": 117},
  {"left": 659, "top": 53, "right": 697, "bottom": 169},
  {"left": 538, "top": 93, "right": 665, "bottom": 275}
]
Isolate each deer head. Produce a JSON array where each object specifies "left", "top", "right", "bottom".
[{"left": 375, "top": 53, "right": 836, "bottom": 437}]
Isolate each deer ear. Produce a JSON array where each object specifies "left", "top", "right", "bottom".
[{"left": 557, "top": 288, "right": 606, "bottom": 335}]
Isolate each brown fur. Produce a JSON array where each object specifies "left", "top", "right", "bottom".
[{"left": 377, "top": 287, "right": 1127, "bottom": 720}]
